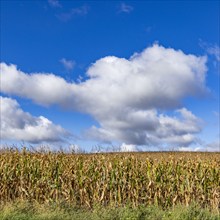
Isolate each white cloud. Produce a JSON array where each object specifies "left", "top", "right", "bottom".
[
  {"left": 57, "top": 5, "right": 89, "bottom": 22},
  {"left": 120, "top": 143, "right": 138, "bottom": 152},
  {"left": 60, "top": 58, "right": 75, "bottom": 71},
  {"left": 0, "top": 63, "right": 75, "bottom": 107},
  {"left": 178, "top": 146, "right": 202, "bottom": 152},
  {"left": 0, "top": 44, "right": 208, "bottom": 147},
  {"left": 48, "top": 0, "right": 62, "bottom": 8},
  {"left": 119, "top": 3, "right": 133, "bottom": 13},
  {"left": 179, "top": 140, "right": 220, "bottom": 152},
  {"left": 0, "top": 96, "right": 70, "bottom": 143},
  {"left": 86, "top": 108, "right": 202, "bottom": 146}
]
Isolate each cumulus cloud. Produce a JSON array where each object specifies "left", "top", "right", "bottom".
[
  {"left": 60, "top": 58, "right": 75, "bottom": 71},
  {"left": 48, "top": 0, "right": 62, "bottom": 8},
  {"left": 1, "top": 45, "right": 207, "bottom": 108},
  {"left": 0, "top": 96, "right": 70, "bottom": 143},
  {"left": 86, "top": 108, "right": 202, "bottom": 146},
  {"left": 0, "top": 63, "right": 75, "bottom": 107},
  {"left": 0, "top": 44, "right": 208, "bottom": 147},
  {"left": 119, "top": 3, "right": 133, "bottom": 13}
]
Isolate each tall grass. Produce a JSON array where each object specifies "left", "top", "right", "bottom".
[{"left": 0, "top": 201, "right": 219, "bottom": 220}]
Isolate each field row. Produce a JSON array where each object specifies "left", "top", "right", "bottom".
[{"left": 0, "top": 150, "right": 219, "bottom": 212}]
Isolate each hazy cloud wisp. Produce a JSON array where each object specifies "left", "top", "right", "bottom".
[
  {"left": 199, "top": 40, "right": 220, "bottom": 62},
  {"left": 48, "top": 0, "right": 62, "bottom": 8},
  {"left": 57, "top": 5, "right": 89, "bottom": 21},
  {"left": 119, "top": 3, "right": 133, "bottom": 13},
  {"left": 60, "top": 58, "right": 75, "bottom": 72}
]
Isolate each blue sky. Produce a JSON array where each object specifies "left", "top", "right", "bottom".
[{"left": 0, "top": 0, "right": 219, "bottom": 152}]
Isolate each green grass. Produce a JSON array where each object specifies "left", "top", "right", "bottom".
[{"left": 0, "top": 201, "right": 219, "bottom": 220}]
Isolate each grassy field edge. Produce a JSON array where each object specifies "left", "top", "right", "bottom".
[{"left": 0, "top": 201, "right": 219, "bottom": 220}]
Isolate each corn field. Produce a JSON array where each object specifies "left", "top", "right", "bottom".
[{"left": 0, "top": 149, "right": 219, "bottom": 212}]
